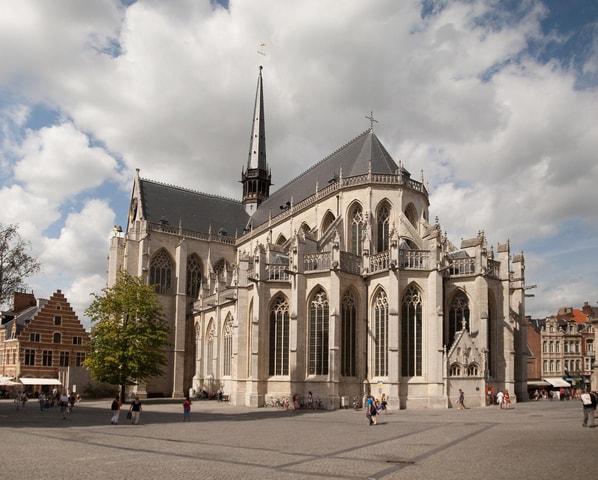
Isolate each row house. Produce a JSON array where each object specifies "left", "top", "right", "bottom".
[
  {"left": 0, "top": 290, "right": 90, "bottom": 393},
  {"left": 527, "top": 302, "right": 595, "bottom": 395}
]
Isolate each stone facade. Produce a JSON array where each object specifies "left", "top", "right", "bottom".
[{"left": 107, "top": 69, "right": 527, "bottom": 408}]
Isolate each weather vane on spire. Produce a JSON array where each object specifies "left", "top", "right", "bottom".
[
  {"left": 365, "top": 110, "right": 378, "bottom": 131},
  {"left": 257, "top": 42, "right": 266, "bottom": 66}
]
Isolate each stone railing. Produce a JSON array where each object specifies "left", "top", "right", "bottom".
[
  {"left": 266, "top": 264, "right": 291, "bottom": 281},
  {"left": 148, "top": 222, "right": 236, "bottom": 245},
  {"left": 304, "top": 252, "right": 331, "bottom": 272},
  {"left": 449, "top": 257, "right": 476, "bottom": 276},
  {"left": 370, "top": 251, "right": 390, "bottom": 273},
  {"left": 248, "top": 172, "right": 427, "bottom": 239},
  {"left": 399, "top": 250, "right": 429, "bottom": 270}
]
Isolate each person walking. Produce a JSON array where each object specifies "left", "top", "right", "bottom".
[
  {"left": 129, "top": 396, "right": 142, "bottom": 425},
  {"left": 110, "top": 395, "right": 121, "bottom": 425},
  {"left": 580, "top": 387, "right": 597, "bottom": 428},
  {"left": 457, "top": 389, "right": 465, "bottom": 409},
  {"left": 496, "top": 390, "right": 504, "bottom": 409},
  {"left": 183, "top": 397, "right": 192, "bottom": 421},
  {"left": 59, "top": 392, "right": 69, "bottom": 419}
]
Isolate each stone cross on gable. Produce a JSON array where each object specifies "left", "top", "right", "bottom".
[{"left": 365, "top": 111, "right": 378, "bottom": 131}]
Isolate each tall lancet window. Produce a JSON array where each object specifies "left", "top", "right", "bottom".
[
  {"left": 341, "top": 290, "right": 357, "bottom": 377},
  {"left": 186, "top": 254, "right": 202, "bottom": 300},
  {"left": 350, "top": 204, "right": 364, "bottom": 256},
  {"left": 309, "top": 288, "right": 329, "bottom": 376},
  {"left": 206, "top": 320, "right": 215, "bottom": 377},
  {"left": 448, "top": 290, "right": 470, "bottom": 347},
  {"left": 269, "top": 295, "right": 290, "bottom": 376},
  {"left": 222, "top": 314, "right": 233, "bottom": 376},
  {"left": 401, "top": 285, "right": 422, "bottom": 376},
  {"left": 374, "top": 289, "right": 388, "bottom": 376},
  {"left": 150, "top": 250, "right": 172, "bottom": 295},
  {"left": 376, "top": 202, "right": 390, "bottom": 252}
]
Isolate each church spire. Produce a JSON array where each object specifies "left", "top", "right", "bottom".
[{"left": 242, "top": 66, "right": 271, "bottom": 216}]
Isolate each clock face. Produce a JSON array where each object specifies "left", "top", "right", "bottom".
[{"left": 129, "top": 198, "right": 138, "bottom": 224}]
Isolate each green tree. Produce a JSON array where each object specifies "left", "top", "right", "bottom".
[
  {"left": 84, "top": 271, "right": 171, "bottom": 403},
  {"left": 0, "top": 224, "right": 41, "bottom": 309}
]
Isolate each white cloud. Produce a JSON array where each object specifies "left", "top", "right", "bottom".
[
  {"left": 0, "top": 0, "right": 596, "bottom": 321},
  {"left": 13, "top": 122, "right": 118, "bottom": 200},
  {"left": 40, "top": 198, "right": 115, "bottom": 276}
]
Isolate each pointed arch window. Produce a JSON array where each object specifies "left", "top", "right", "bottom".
[
  {"left": 223, "top": 315, "right": 233, "bottom": 377},
  {"left": 150, "top": 250, "right": 173, "bottom": 295},
  {"left": 206, "top": 321, "right": 215, "bottom": 377},
  {"left": 404, "top": 203, "right": 418, "bottom": 228},
  {"left": 376, "top": 202, "right": 390, "bottom": 252},
  {"left": 269, "top": 295, "right": 290, "bottom": 376},
  {"left": 213, "top": 259, "right": 227, "bottom": 283},
  {"left": 374, "top": 290, "right": 388, "bottom": 377},
  {"left": 448, "top": 291, "right": 469, "bottom": 347},
  {"left": 341, "top": 290, "right": 357, "bottom": 377},
  {"left": 186, "top": 254, "right": 203, "bottom": 300},
  {"left": 401, "top": 285, "right": 422, "bottom": 376},
  {"left": 350, "top": 204, "right": 364, "bottom": 256},
  {"left": 321, "top": 211, "right": 335, "bottom": 237},
  {"left": 309, "top": 289, "right": 329, "bottom": 376}
]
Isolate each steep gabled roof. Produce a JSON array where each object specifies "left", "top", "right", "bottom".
[
  {"left": 138, "top": 179, "right": 250, "bottom": 237},
  {"left": 250, "top": 129, "right": 402, "bottom": 227}
]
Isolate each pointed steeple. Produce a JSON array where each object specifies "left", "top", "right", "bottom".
[{"left": 242, "top": 66, "right": 271, "bottom": 215}]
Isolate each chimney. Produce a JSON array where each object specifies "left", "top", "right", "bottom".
[{"left": 13, "top": 291, "right": 37, "bottom": 313}]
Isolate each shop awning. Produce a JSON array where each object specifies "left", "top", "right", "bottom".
[
  {"left": 527, "top": 380, "right": 551, "bottom": 387},
  {"left": 19, "top": 378, "right": 62, "bottom": 386},
  {"left": 543, "top": 377, "right": 571, "bottom": 388}
]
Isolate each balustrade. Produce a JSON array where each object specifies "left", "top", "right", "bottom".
[
  {"left": 304, "top": 252, "right": 331, "bottom": 271},
  {"left": 399, "top": 249, "right": 429, "bottom": 270}
]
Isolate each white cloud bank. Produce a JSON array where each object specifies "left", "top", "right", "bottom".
[{"left": 0, "top": 0, "right": 596, "bottom": 327}]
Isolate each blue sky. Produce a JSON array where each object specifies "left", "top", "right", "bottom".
[{"left": 0, "top": 0, "right": 597, "bottom": 328}]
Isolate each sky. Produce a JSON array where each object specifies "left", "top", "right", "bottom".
[{"left": 0, "top": 0, "right": 597, "bottom": 330}]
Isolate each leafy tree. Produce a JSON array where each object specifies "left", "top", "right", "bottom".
[
  {"left": 0, "top": 223, "right": 41, "bottom": 308},
  {"left": 84, "top": 271, "right": 171, "bottom": 403}
]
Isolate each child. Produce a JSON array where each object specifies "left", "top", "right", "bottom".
[{"left": 183, "top": 397, "right": 192, "bottom": 421}]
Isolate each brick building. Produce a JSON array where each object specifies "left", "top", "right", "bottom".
[
  {"left": 526, "top": 302, "right": 595, "bottom": 397},
  {"left": 0, "top": 290, "right": 90, "bottom": 394}
]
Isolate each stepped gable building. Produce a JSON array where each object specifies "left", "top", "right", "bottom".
[
  {"left": 0, "top": 290, "right": 89, "bottom": 392},
  {"left": 107, "top": 67, "right": 527, "bottom": 409}
]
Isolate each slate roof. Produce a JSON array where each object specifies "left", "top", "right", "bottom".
[
  {"left": 1, "top": 305, "right": 39, "bottom": 338},
  {"left": 138, "top": 179, "right": 250, "bottom": 237},
  {"left": 249, "top": 129, "right": 405, "bottom": 228}
]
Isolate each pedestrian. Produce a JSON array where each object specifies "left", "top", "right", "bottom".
[
  {"left": 496, "top": 390, "right": 504, "bottom": 409},
  {"left": 580, "top": 387, "right": 597, "bottom": 428},
  {"left": 503, "top": 390, "right": 511, "bottom": 409},
  {"left": 307, "top": 391, "right": 314, "bottom": 409},
  {"left": 129, "top": 395, "right": 142, "bottom": 424},
  {"left": 59, "top": 392, "right": 69, "bottom": 419},
  {"left": 292, "top": 393, "right": 300, "bottom": 411},
  {"left": 68, "top": 392, "right": 77, "bottom": 413},
  {"left": 365, "top": 396, "right": 378, "bottom": 426},
  {"left": 110, "top": 395, "right": 121, "bottom": 425},
  {"left": 183, "top": 397, "right": 192, "bottom": 421},
  {"left": 379, "top": 393, "right": 388, "bottom": 413},
  {"left": 39, "top": 392, "right": 46, "bottom": 412},
  {"left": 457, "top": 389, "right": 465, "bottom": 409}
]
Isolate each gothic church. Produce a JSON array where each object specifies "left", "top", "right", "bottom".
[{"left": 107, "top": 67, "right": 527, "bottom": 409}]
